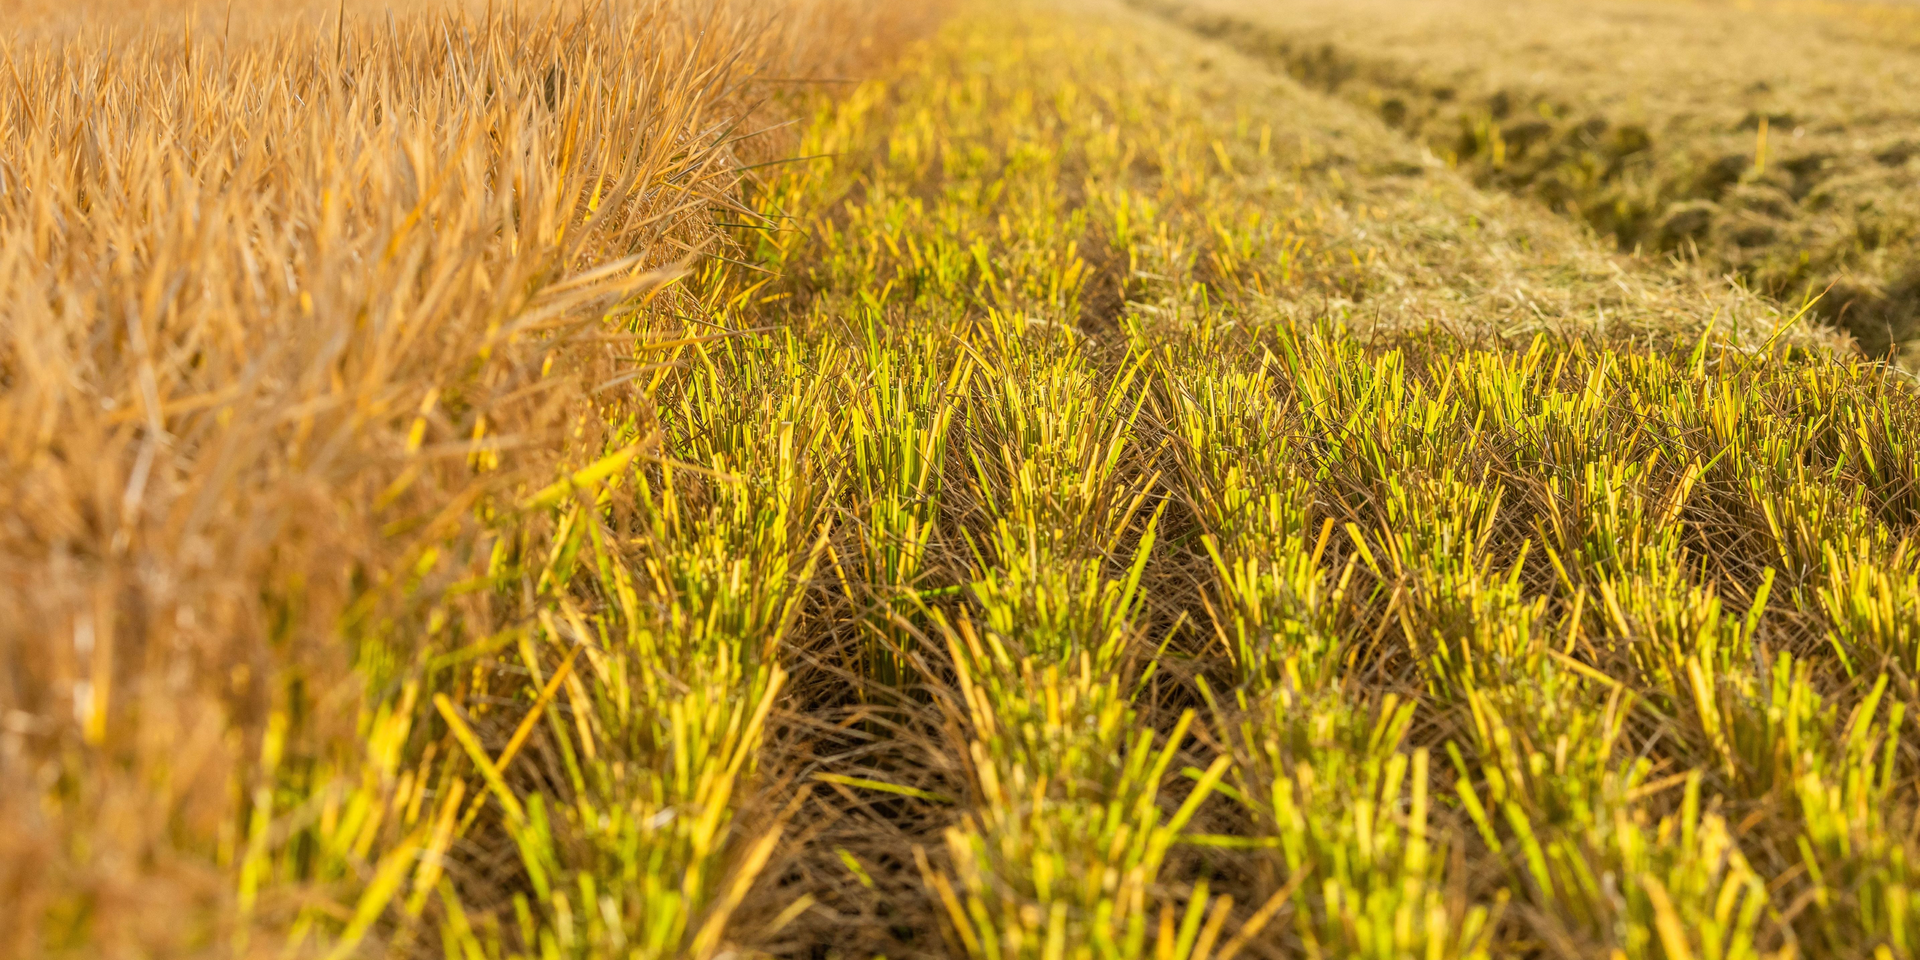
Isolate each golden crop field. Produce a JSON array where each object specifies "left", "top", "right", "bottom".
[
  {"left": 4, "top": 0, "right": 1920, "bottom": 958},
  {"left": 1145, "top": 0, "right": 1920, "bottom": 356}
]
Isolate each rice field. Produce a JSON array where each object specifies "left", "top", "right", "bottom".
[
  {"left": 5, "top": 1, "right": 1920, "bottom": 959},
  {"left": 1143, "top": 0, "right": 1920, "bottom": 356}
]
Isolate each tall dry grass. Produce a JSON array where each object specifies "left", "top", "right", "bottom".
[{"left": 0, "top": 1, "right": 924, "bottom": 955}]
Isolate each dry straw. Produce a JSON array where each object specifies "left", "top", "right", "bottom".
[{"left": 0, "top": 0, "right": 924, "bottom": 955}]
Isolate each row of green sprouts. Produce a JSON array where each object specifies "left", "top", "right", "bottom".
[
  {"left": 423, "top": 10, "right": 1920, "bottom": 958},
  {"left": 541, "top": 298, "right": 1920, "bottom": 958},
  {"left": 1160, "top": 328, "right": 1920, "bottom": 960}
]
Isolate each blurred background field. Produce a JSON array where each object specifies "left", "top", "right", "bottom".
[{"left": 1142, "top": 0, "right": 1920, "bottom": 356}]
